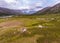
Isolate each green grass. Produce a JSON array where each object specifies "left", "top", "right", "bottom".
[{"left": 0, "top": 13, "right": 60, "bottom": 43}]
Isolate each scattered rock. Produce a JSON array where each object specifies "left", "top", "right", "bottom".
[
  {"left": 51, "top": 18, "right": 55, "bottom": 20},
  {"left": 38, "top": 25, "right": 43, "bottom": 28},
  {"left": 20, "top": 27, "right": 27, "bottom": 33},
  {"left": 14, "top": 32, "right": 16, "bottom": 34}
]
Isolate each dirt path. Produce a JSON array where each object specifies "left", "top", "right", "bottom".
[{"left": 0, "top": 20, "right": 22, "bottom": 28}]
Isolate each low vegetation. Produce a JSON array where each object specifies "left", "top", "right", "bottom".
[{"left": 0, "top": 13, "right": 60, "bottom": 43}]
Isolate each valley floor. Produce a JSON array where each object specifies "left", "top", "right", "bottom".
[{"left": 0, "top": 14, "right": 60, "bottom": 43}]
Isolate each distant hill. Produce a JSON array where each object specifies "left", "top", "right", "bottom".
[
  {"left": 34, "top": 3, "right": 60, "bottom": 14},
  {"left": 0, "top": 5, "right": 42, "bottom": 16},
  {"left": 0, "top": 7, "right": 23, "bottom": 16},
  {"left": 0, "top": 3, "right": 60, "bottom": 16},
  {"left": 20, "top": 6, "right": 42, "bottom": 14}
]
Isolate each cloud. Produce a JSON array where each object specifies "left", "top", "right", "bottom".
[
  {"left": 51, "top": 0, "right": 60, "bottom": 6},
  {"left": 3, "top": 0, "right": 43, "bottom": 9},
  {"left": 0, "top": 0, "right": 60, "bottom": 10},
  {"left": 41, "top": 0, "right": 60, "bottom": 7},
  {"left": 0, "top": 0, "right": 9, "bottom": 7},
  {"left": 4, "top": 0, "right": 17, "bottom": 3},
  {"left": 18, "top": 6, "right": 31, "bottom": 9},
  {"left": 54, "top": 0, "right": 60, "bottom": 4}
]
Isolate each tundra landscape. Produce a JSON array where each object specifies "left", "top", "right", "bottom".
[
  {"left": 0, "top": 13, "right": 60, "bottom": 43},
  {"left": 0, "top": 1, "right": 60, "bottom": 43}
]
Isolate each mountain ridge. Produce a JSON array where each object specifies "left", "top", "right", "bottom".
[
  {"left": 0, "top": 3, "right": 60, "bottom": 16},
  {"left": 0, "top": 7, "right": 23, "bottom": 16},
  {"left": 34, "top": 3, "right": 60, "bottom": 14}
]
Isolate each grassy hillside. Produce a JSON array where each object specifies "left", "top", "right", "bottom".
[{"left": 0, "top": 13, "right": 60, "bottom": 43}]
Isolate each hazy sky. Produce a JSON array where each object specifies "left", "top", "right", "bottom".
[{"left": 0, "top": 0, "right": 60, "bottom": 9}]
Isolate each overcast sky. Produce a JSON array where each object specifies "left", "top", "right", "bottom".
[{"left": 0, "top": 0, "right": 60, "bottom": 10}]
